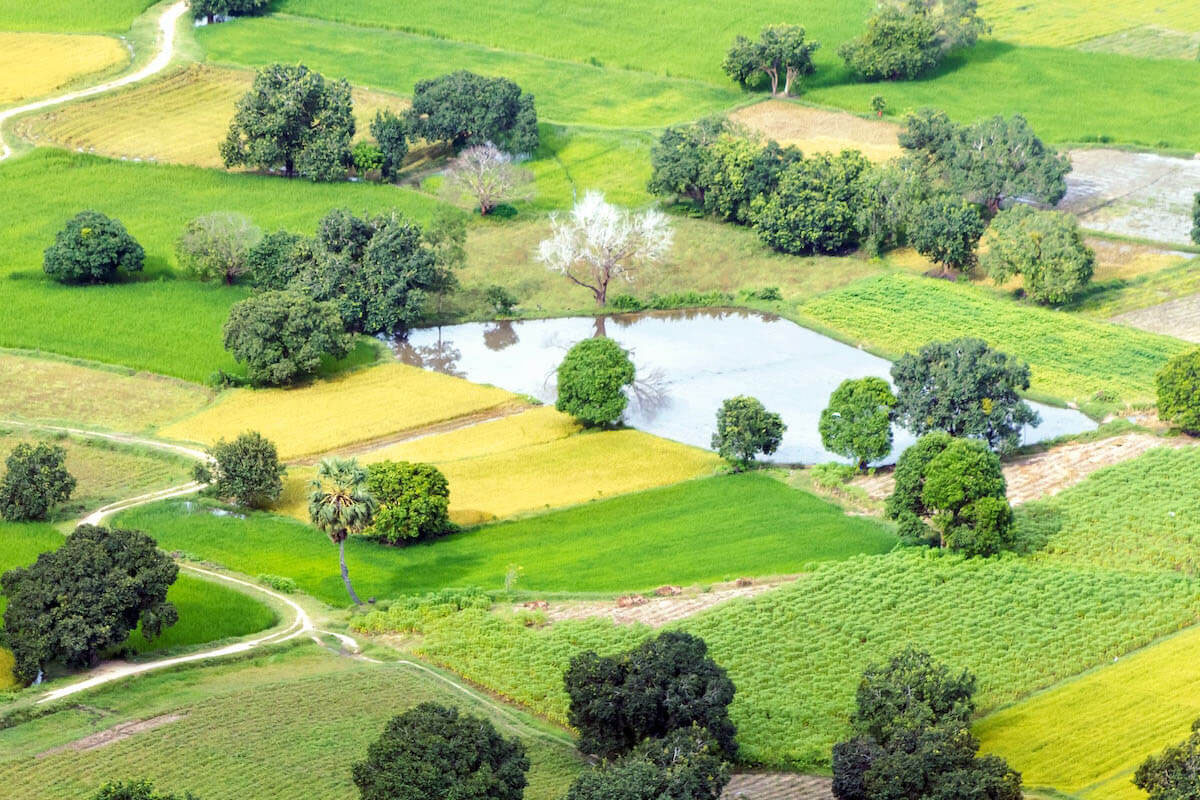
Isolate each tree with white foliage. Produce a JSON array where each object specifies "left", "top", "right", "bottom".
[
  {"left": 442, "top": 143, "right": 533, "bottom": 215},
  {"left": 536, "top": 191, "right": 673, "bottom": 306}
]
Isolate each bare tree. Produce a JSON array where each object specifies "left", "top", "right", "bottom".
[
  {"left": 176, "top": 211, "right": 262, "bottom": 284},
  {"left": 442, "top": 143, "right": 533, "bottom": 215},
  {"left": 536, "top": 191, "right": 673, "bottom": 306}
]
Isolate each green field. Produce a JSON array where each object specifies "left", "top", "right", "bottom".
[
  {"left": 0, "top": 150, "right": 442, "bottom": 381},
  {"left": 0, "top": 0, "right": 152, "bottom": 33},
  {"left": 797, "top": 273, "right": 1189, "bottom": 409},
  {"left": 0, "top": 644, "right": 582, "bottom": 800},
  {"left": 115, "top": 474, "right": 893, "bottom": 604}
]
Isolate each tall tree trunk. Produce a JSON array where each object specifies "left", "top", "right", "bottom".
[
  {"left": 766, "top": 68, "right": 779, "bottom": 97},
  {"left": 783, "top": 67, "right": 795, "bottom": 97},
  {"left": 595, "top": 275, "right": 608, "bottom": 306},
  {"left": 339, "top": 538, "right": 363, "bottom": 605}
]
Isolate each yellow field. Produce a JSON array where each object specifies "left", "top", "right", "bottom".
[
  {"left": 273, "top": 407, "right": 721, "bottom": 523},
  {"left": 0, "top": 648, "right": 15, "bottom": 691},
  {"left": 980, "top": 0, "right": 1200, "bottom": 47},
  {"left": 729, "top": 101, "right": 902, "bottom": 164},
  {"left": 0, "top": 32, "right": 127, "bottom": 106},
  {"left": 0, "top": 352, "right": 213, "bottom": 433},
  {"left": 977, "top": 624, "right": 1200, "bottom": 800},
  {"left": 18, "top": 64, "right": 409, "bottom": 168},
  {"left": 160, "top": 363, "right": 519, "bottom": 461}
]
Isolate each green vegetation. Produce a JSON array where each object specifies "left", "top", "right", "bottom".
[
  {"left": 117, "top": 474, "right": 895, "bottom": 603},
  {"left": 555, "top": 338, "right": 635, "bottom": 426},
  {"left": 364, "top": 461, "right": 452, "bottom": 544},
  {"left": 0, "top": 442, "right": 75, "bottom": 522},
  {"left": 0, "top": 0, "right": 153, "bottom": 33},
  {"left": 1156, "top": 350, "right": 1200, "bottom": 434},
  {"left": 711, "top": 396, "right": 786, "bottom": 470}
]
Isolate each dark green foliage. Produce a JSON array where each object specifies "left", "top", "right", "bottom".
[
  {"left": 485, "top": 285, "right": 518, "bottom": 315},
  {"left": 565, "top": 631, "right": 737, "bottom": 760},
  {"left": 92, "top": 780, "right": 198, "bottom": 800},
  {"left": 885, "top": 431, "right": 954, "bottom": 546},
  {"left": 220, "top": 63, "right": 354, "bottom": 181},
  {"left": 0, "top": 442, "right": 75, "bottom": 522},
  {"left": 855, "top": 161, "right": 927, "bottom": 255},
  {"left": 245, "top": 230, "right": 305, "bottom": 290},
  {"left": 750, "top": 150, "right": 870, "bottom": 254},
  {"left": 1192, "top": 193, "right": 1200, "bottom": 246},
  {"left": 205, "top": 432, "right": 285, "bottom": 509},
  {"left": 900, "top": 109, "right": 1070, "bottom": 212},
  {"left": 1134, "top": 718, "right": 1200, "bottom": 800},
  {"left": 832, "top": 650, "right": 1021, "bottom": 800},
  {"left": 406, "top": 71, "right": 538, "bottom": 154},
  {"left": 891, "top": 337, "right": 1039, "bottom": 452},
  {"left": 565, "top": 727, "right": 731, "bottom": 800},
  {"left": 351, "top": 702, "right": 529, "bottom": 800},
  {"left": 1156, "top": 349, "right": 1200, "bottom": 434},
  {"left": 722, "top": 25, "right": 820, "bottom": 97},
  {"left": 42, "top": 210, "right": 144, "bottom": 284},
  {"left": 703, "top": 137, "right": 802, "bottom": 224},
  {"left": 838, "top": 0, "right": 988, "bottom": 81},
  {"left": 190, "top": 0, "right": 266, "bottom": 21},
  {"left": 647, "top": 117, "right": 728, "bottom": 206},
  {"left": 819, "top": 377, "right": 897, "bottom": 471},
  {"left": 908, "top": 196, "right": 985, "bottom": 273},
  {"left": 370, "top": 109, "right": 409, "bottom": 181},
  {"left": 555, "top": 337, "right": 636, "bottom": 426},
  {"left": 2, "top": 525, "right": 178, "bottom": 684},
  {"left": 711, "top": 395, "right": 786, "bottom": 470},
  {"left": 222, "top": 290, "right": 352, "bottom": 386},
  {"left": 982, "top": 204, "right": 1095, "bottom": 305},
  {"left": 364, "top": 461, "right": 451, "bottom": 544}
]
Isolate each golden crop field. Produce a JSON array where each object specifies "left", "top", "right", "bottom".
[
  {"left": 0, "top": 352, "right": 213, "bottom": 433},
  {"left": 981, "top": 0, "right": 1200, "bottom": 47},
  {"left": 0, "top": 649, "right": 15, "bottom": 691},
  {"left": 0, "top": 32, "right": 127, "bottom": 106},
  {"left": 160, "top": 363, "right": 519, "bottom": 461},
  {"left": 18, "top": 64, "right": 409, "bottom": 168},
  {"left": 977, "top": 624, "right": 1200, "bottom": 800}
]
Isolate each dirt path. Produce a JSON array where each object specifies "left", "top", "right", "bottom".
[{"left": 0, "top": 0, "right": 187, "bottom": 160}]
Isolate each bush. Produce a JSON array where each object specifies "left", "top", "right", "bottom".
[
  {"left": 485, "top": 285, "right": 518, "bottom": 315},
  {"left": 351, "top": 141, "right": 385, "bottom": 175},
  {"left": 1134, "top": 718, "right": 1200, "bottom": 800},
  {"left": 565, "top": 631, "right": 737, "bottom": 759},
  {"left": 370, "top": 109, "right": 409, "bottom": 181},
  {"left": 175, "top": 212, "right": 262, "bottom": 285},
  {"left": 711, "top": 395, "right": 785, "bottom": 470},
  {"left": 256, "top": 574, "right": 297, "bottom": 593},
  {"left": 352, "top": 702, "right": 529, "bottom": 800},
  {"left": 818, "top": 377, "right": 896, "bottom": 471},
  {"left": 364, "top": 461, "right": 452, "bottom": 543},
  {"left": 205, "top": 432, "right": 285, "bottom": 508},
  {"left": 750, "top": 150, "right": 871, "bottom": 254},
  {"left": 91, "top": 780, "right": 198, "bottom": 800},
  {"left": 0, "top": 442, "right": 75, "bottom": 522},
  {"left": 222, "top": 290, "right": 352, "bottom": 386},
  {"left": 1156, "top": 349, "right": 1200, "bottom": 433},
  {"left": 43, "top": 210, "right": 144, "bottom": 284},
  {"left": 982, "top": 204, "right": 1095, "bottom": 305},
  {"left": 406, "top": 71, "right": 538, "bottom": 154},
  {"left": 556, "top": 337, "right": 636, "bottom": 426},
  {"left": 565, "top": 727, "right": 731, "bottom": 800}
]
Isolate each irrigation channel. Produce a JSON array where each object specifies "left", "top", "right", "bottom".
[{"left": 395, "top": 309, "right": 1096, "bottom": 464}]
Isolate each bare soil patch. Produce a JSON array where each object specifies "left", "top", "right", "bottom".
[
  {"left": 723, "top": 773, "right": 833, "bottom": 800},
  {"left": 730, "top": 100, "right": 902, "bottom": 163},
  {"left": 1113, "top": 294, "right": 1200, "bottom": 343},
  {"left": 36, "top": 713, "right": 185, "bottom": 758}
]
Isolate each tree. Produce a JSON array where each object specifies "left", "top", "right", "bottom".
[
  {"left": 565, "top": 631, "right": 738, "bottom": 759},
  {"left": 749, "top": 150, "right": 871, "bottom": 254},
  {"left": 220, "top": 63, "right": 354, "bottom": 181},
  {"left": 245, "top": 230, "right": 305, "bottom": 290},
  {"left": 722, "top": 25, "right": 820, "bottom": 97},
  {"left": 538, "top": 191, "right": 673, "bottom": 306},
  {"left": 406, "top": 71, "right": 538, "bottom": 154},
  {"left": 370, "top": 109, "right": 409, "bottom": 181},
  {"left": 565, "top": 727, "right": 731, "bottom": 800},
  {"left": 1134, "top": 718, "right": 1200, "bottom": 800},
  {"left": 352, "top": 702, "right": 529, "bottom": 800},
  {"left": 442, "top": 143, "right": 533, "bottom": 215},
  {"left": 900, "top": 109, "right": 1070, "bottom": 213},
  {"left": 711, "top": 396, "right": 786, "bottom": 471},
  {"left": 908, "top": 195, "right": 985, "bottom": 275},
  {"left": 703, "top": 136, "right": 802, "bottom": 225},
  {"left": 43, "top": 210, "right": 144, "bottom": 284},
  {"left": 308, "top": 457, "right": 377, "bottom": 605},
  {"left": 364, "top": 461, "right": 451, "bottom": 544},
  {"left": 0, "top": 442, "right": 75, "bottom": 522},
  {"left": 884, "top": 431, "right": 953, "bottom": 546},
  {"left": 647, "top": 117, "right": 728, "bottom": 206},
  {"left": 2, "top": 525, "right": 178, "bottom": 684},
  {"left": 1156, "top": 349, "right": 1200, "bottom": 433},
  {"left": 819, "top": 377, "right": 897, "bottom": 471},
  {"left": 838, "top": 0, "right": 988, "bottom": 81},
  {"left": 190, "top": 0, "right": 267, "bottom": 23},
  {"left": 222, "top": 290, "right": 352, "bottom": 387},
  {"left": 832, "top": 649, "right": 1021, "bottom": 800},
  {"left": 1193, "top": 192, "right": 1200, "bottom": 246},
  {"left": 891, "top": 337, "right": 1040, "bottom": 452},
  {"left": 92, "top": 780, "right": 199, "bottom": 800},
  {"left": 855, "top": 160, "right": 928, "bottom": 255},
  {"left": 175, "top": 212, "right": 262, "bottom": 284},
  {"left": 351, "top": 141, "right": 384, "bottom": 176},
  {"left": 203, "top": 432, "right": 285, "bottom": 508},
  {"left": 982, "top": 204, "right": 1096, "bottom": 305},
  {"left": 556, "top": 337, "right": 636, "bottom": 426}
]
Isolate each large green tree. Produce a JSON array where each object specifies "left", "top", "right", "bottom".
[
  {"left": 565, "top": 727, "right": 731, "bottom": 800},
  {"left": 369, "top": 109, "right": 409, "bottom": 181},
  {"left": 1156, "top": 349, "right": 1200, "bottom": 433},
  {"left": 352, "top": 703, "right": 529, "bottom": 800},
  {"left": 647, "top": 117, "right": 728, "bottom": 207},
  {"left": 908, "top": 195, "right": 985, "bottom": 275},
  {"left": 0, "top": 442, "right": 75, "bottom": 522},
  {"left": 819, "top": 377, "right": 897, "bottom": 471},
  {"left": 364, "top": 461, "right": 451, "bottom": 544},
  {"left": 222, "top": 290, "right": 352, "bottom": 387},
  {"left": 245, "top": 230, "right": 305, "bottom": 290},
  {"left": 891, "top": 337, "right": 1039, "bottom": 452},
  {"left": 220, "top": 63, "right": 354, "bottom": 181},
  {"left": 711, "top": 396, "right": 786, "bottom": 470},
  {"left": 556, "top": 337, "right": 636, "bottom": 426},
  {"left": 1135, "top": 718, "right": 1200, "bottom": 800},
  {"left": 839, "top": 0, "right": 988, "bottom": 81},
  {"left": 406, "top": 71, "right": 538, "bottom": 154},
  {"left": 2, "top": 525, "right": 178, "bottom": 684},
  {"left": 43, "top": 210, "right": 144, "bottom": 284},
  {"left": 722, "top": 25, "right": 820, "bottom": 97},
  {"left": 200, "top": 432, "right": 285, "bottom": 509},
  {"left": 749, "top": 150, "right": 871, "bottom": 254},
  {"left": 308, "top": 457, "right": 377, "bottom": 605},
  {"left": 703, "top": 136, "right": 802, "bottom": 224},
  {"left": 982, "top": 204, "right": 1096, "bottom": 305}
]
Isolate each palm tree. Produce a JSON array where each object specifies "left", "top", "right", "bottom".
[{"left": 308, "top": 457, "right": 377, "bottom": 605}]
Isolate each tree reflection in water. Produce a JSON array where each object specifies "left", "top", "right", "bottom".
[
  {"left": 483, "top": 320, "right": 519, "bottom": 352},
  {"left": 391, "top": 329, "right": 465, "bottom": 377}
]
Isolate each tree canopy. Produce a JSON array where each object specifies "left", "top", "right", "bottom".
[
  {"left": 364, "top": 461, "right": 452, "bottom": 544},
  {"left": 222, "top": 290, "right": 352, "bottom": 387},
  {"left": 43, "top": 210, "right": 144, "bottom": 284},
  {"left": 0, "top": 442, "right": 75, "bottom": 522},
  {"left": 908, "top": 195, "right": 985, "bottom": 274},
  {"left": 819, "top": 377, "right": 897, "bottom": 471},
  {"left": 175, "top": 212, "right": 263, "bottom": 285},
  {"left": 201, "top": 432, "right": 285, "bottom": 508},
  {"left": 647, "top": 117, "right": 729, "bottom": 207},
  {"left": 565, "top": 727, "right": 731, "bottom": 800},
  {"left": 711, "top": 395, "right": 786, "bottom": 470},
  {"left": 723, "top": 25, "right": 820, "bottom": 97},
  {"left": 982, "top": 204, "right": 1095, "bottom": 305},
  {"left": 556, "top": 337, "right": 636, "bottom": 426},
  {"left": 749, "top": 149, "right": 871, "bottom": 254},
  {"left": 91, "top": 780, "right": 199, "bottom": 800},
  {"left": 406, "top": 71, "right": 538, "bottom": 154},
  {"left": 839, "top": 0, "right": 988, "bottom": 81},
  {"left": 370, "top": 109, "right": 409, "bottom": 181},
  {"left": 1156, "top": 349, "right": 1200, "bottom": 434},
  {"left": 1135, "top": 718, "right": 1200, "bottom": 800}
]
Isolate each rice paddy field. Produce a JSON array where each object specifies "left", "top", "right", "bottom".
[
  {"left": 0, "top": 0, "right": 152, "bottom": 33},
  {"left": 977, "top": 0, "right": 1200, "bottom": 48},
  {"left": 0, "top": 32, "right": 127, "bottom": 105}
]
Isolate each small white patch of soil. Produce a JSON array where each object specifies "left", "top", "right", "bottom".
[{"left": 37, "top": 713, "right": 186, "bottom": 758}]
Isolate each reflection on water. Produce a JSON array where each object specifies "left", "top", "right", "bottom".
[{"left": 392, "top": 309, "right": 1098, "bottom": 464}]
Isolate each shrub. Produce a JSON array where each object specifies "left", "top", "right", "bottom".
[
  {"left": 722, "top": 24, "right": 820, "bottom": 97},
  {"left": 370, "top": 109, "right": 409, "bottom": 181},
  {"left": 0, "top": 442, "right": 75, "bottom": 522},
  {"left": 908, "top": 195, "right": 985, "bottom": 274},
  {"left": 205, "top": 432, "right": 285, "bottom": 508},
  {"left": 565, "top": 727, "right": 731, "bottom": 800},
  {"left": 1156, "top": 349, "right": 1200, "bottom": 433},
  {"left": 2, "top": 525, "right": 178, "bottom": 684},
  {"left": 1134, "top": 718, "right": 1200, "bottom": 800},
  {"left": 750, "top": 150, "right": 871, "bottom": 254},
  {"left": 257, "top": 574, "right": 297, "bottom": 593},
  {"left": 819, "top": 377, "right": 897, "bottom": 471},
  {"left": 406, "top": 71, "right": 538, "bottom": 154},
  {"left": 556, "top": 337, "right": 636, "bottom": 426},
  {"left": 43, "top": 210, "right": 144, "bottom": 284},
  {"left": 222, "top": 290, "right": 352, "bottom": 386},
  {"left": 91, "top": 780, "right": 198, "bottom": 800},
  {"left": 982, "top": 204, "right": 1095, "bottom": 305},
  {"left": 175, "top": 212, "right": 263, "bottom": 285},
  {"left": 364, "top": 461, "right": 452, "bottom": 544},
  {"left": 711, "top": 395, "right": 786, "bottom": 470},
  {"left": 352, "top": 702, "right": 529, "bottom": 800},
  {"left": 351, "top": 141, "right": 385, "bottom": 175},
  {"left": 485, "top": 285, "right": 518, "bottom": 315}
]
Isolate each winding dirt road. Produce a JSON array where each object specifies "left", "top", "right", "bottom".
[{"left": 0, "top": 0, "right": 188, "bottom": 161}]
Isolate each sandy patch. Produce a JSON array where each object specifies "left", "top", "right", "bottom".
[
  {"left": 723, "top": 773, "right": 833, "bottom": 800},
  {"left": 1114, "top": 295, "right": 1200, "bottom": 343},
  {"left": 730, "top": 100, "right": 902, "bottom": 163}
]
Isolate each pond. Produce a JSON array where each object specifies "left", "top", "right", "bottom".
[{"left": 393, "top": 309, "right": 1097, "bottom": 465}]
